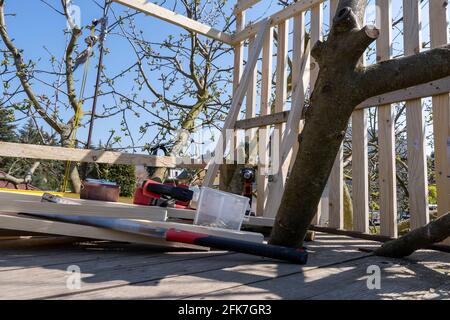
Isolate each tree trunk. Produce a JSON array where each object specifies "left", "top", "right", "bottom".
[
  {"left": 375, "top": 212, "right": 450, "bottom": 258},
  {"left": 269, "top": 0, "right": 450, "bottom": 248}
]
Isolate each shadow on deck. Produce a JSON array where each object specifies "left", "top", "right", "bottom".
[{"left": 0, "top": 233, "right": 448, "bottom": 300}]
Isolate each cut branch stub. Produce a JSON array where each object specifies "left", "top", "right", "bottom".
[{"left": 333, "top": 7, "right": 359, "bottom": 32}]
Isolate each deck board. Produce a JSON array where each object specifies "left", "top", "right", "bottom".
[{"left": 0, "top": 233, "right": 448, "bottom": 300}]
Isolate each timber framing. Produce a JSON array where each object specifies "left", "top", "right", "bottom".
[
  {"left": 230, "top": 76, "right": 450, "bottom": 129},
  {"left": 234, "top": 0, "right": 262, "bottom": 14},
  {"left": 112, "top": 0, "right": 233, "bottom": 44},
  {"left": 0, "top": 142, "right": 205, "bottom": 169},
  {"left": 231, "top": 0, "right": 324, "bottom": 44}
]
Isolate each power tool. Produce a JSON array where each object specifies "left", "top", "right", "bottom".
[
  {"left": 241, "top": 167, "right": 256, "bottom": 215},
  {"left": 133, "top": 179, "right": 194, "bottom": 209}
]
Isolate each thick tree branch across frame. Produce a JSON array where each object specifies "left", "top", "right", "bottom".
[{"left": 362, "top": 45, "right": 450, "bottom": 99}]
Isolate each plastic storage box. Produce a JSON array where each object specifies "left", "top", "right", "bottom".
[{"left": 194, "top": 187, "right": 250, "bottom": 230}]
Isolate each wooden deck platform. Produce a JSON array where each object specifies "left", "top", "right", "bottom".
[{"left": 0, "top": 233, "right": 448, "bottom": 300}]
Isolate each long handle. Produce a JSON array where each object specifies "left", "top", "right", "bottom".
[{"left": 166, "top": 229, "right": 308, "bottom": 264}]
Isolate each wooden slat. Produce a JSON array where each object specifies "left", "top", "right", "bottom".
[
  {"left": 232, "top": 0, "right": 324, "bottom": 44},
  {"left": 203, "top": 19, "right": 270, "bottom": 187},
  {"left": 352, "top": 109, "right": 369, "bottom": 233},
  {"left": 275, "top": 20, "right": 289, "bottom": 142},
  {"left": 310, "top": 3, "right": 324, "bottom": 224},
  {"left": 234, "top": 0, "right": 261, "bottom": 14},
  {"left": 0, "top": 192, "right": 168, "bottom": 221},
  {"left": 264, "top": 30, "right": 310, "bottom": 218},
  {"left": 376, "top": 0, "right": 397, "bottom": 238},
  {"left": 0, "top": 142, "right": 205, "bottom": 169},
  {"left": 235, "top": 111, "right": 289, "bottom": 130},
  {"left": 430, "top": 0, "right": 450, "bottom": 235},
  {"left": 403, "top": 0, "right": 429, "bottom": 230},
  {"left": 112, "top": 0, "right": 233, "bottom": 44},
  {"left": 0, "top": 213, "right": 203, "bottom": 250},
  {"left": 256, "top": 26, "right": 273, "bottom": 216},
  {"left": 246, "top": 36, "right": 258, "bottom": 165}
]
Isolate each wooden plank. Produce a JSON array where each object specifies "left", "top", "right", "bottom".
[
  {"left": 225, "top": 10, "right": 246, "bottom": 168},
  {"left": 352, "top": 109, "right": 369, "bottom": 233},
  {"left": 235, "top": 111, "right": 289, "bottom": 130},
  {"left": 256, "top": 25, "right": 273, "bottom": 216},
  {"left": 311, "top": 3, "right": 324, "bottom": 224},
  {"left": 0, "top": 192, "right": 167, "bottom": 221},
  {"left": 404, "top": 0, "right": 429, "bottom": 230},
  {"left": 231, "top": 0, "right": 324, "bottom": 43},
  {"left": 246, "top": 35, "right": 258, "bottom": 165},
  {"left": 203, "top": 19, "right": 270, "bottom": 187},
  {"left": 234, "top": 0, "right": 261, "bottom": 14},
  {"left": 0, "top": 213, "right": 205, "bottom": 250},
  {"left": 0, "top": 247, "right": 231, "bottom": 299},
  {"left": 328, "top": 144, "right": 343, "bottom": 229},
  {"left": 376, "top": 0, "right": 397, "bottom": 238},
  {"left": 264, "top": 32, "right": 310, "bottom": 218},
  {"left": 0, "top": 142, "right": 204, "bottom": 169},
  {"left": 430, "top": 0, "right": 450, "bottom": 235},
  {"left": 191, "top": 251, "right": 449, "bottom": 300},
  {"left": 112, "top": 0, "right": 233, "bottom": 44},
  {"left": 275, "top": 20, "right": 289, "bottom": 142}
]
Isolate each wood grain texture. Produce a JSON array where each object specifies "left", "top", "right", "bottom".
[
  {"left": 0, "top": 142, "right": 180, "bottom": 168},
  {"left": 376, "top": 0, "right": 397, "bottom": 238},
  {"left": 112, "top": 0, "right": 233, "bottom": 44},
  {"left": 234, "top": 0, "right": 261, "bottom": 13},
  {"left": 351, "top": 109, "right": 369, "bottom": 233},
  {"left": 403, "top": 0, "right": 429, "bottom": 230},
  {"left": 0, "top": 213, "right": 204, "bottom": 250},
  {"left": 232, "top": 0, "right": 324, "bottom": 43},
  {"left": 246, "top": 35, "right": 258, "bottom": 165},
  {"left": 256, "top": 26, "right": 273, "bottom": 216}
]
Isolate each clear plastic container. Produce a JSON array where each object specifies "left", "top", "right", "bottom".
[{"left": 194, "top": 187, "right": 250, "bottom": 230}]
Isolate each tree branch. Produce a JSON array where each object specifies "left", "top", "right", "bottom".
[
  {"left": 362, "top": 45, "right": 450, "bottom": 99},
  {"left": 0, "top": 1, "right": 64, "bottom": 134}
]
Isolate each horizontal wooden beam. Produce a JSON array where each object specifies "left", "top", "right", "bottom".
[
  {"left": 0, "top": 213, "right": 205, "bottom": 249},
  {"left": 0, "top": 192, "right": 168, "bottom": 220},
  {"left": 234, "top": 111, "right": 289, "bottom": 129},
  {"left": 0, "top": 142, "right": 205, "bottom": 169},
  {"left": 112, "top": 0, "right": 233, "bottom": 44},
  {"left": 234, "top": 0, "right": 261, "bottom": 14},
  {"left": 232, "top": 0, "right": 324, "bottom": 43}
]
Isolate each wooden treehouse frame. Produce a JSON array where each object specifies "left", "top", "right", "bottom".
[{"left": 0, "top": 0, "right": 449, "bottom": 244}]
